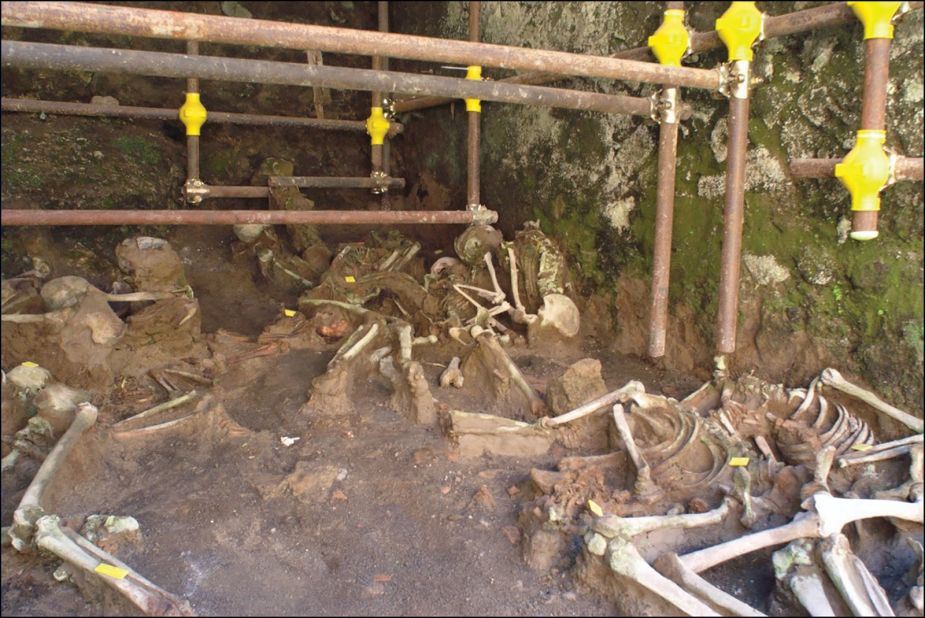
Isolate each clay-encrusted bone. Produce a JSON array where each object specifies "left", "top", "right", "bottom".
[{"left": 11, "top": 402, "right": 98, "bottom": 552}]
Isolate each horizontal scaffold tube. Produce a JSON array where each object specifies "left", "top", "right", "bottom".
[
  {"left": 0, "top": 97, "right": 404, "bottom": 135},
  {"left": 790, "top": 157, "right": 924, "bottom": 181},
  {"left": 0, "top": 209, "right": 498, "bottom": 226},
  {"left": 1, "top": 41, "right": 655, "bottom": 118},
  {"left": 1, "top": 2, "right": 720, "bottom": 90},
  {"left": 267, "top": 177, "right": 405, "bottom": 189},
  {"left": 394, "top": 1, "right": 925, "bottom": 113}
]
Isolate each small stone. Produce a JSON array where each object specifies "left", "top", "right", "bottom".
[
  {"left": 477, "top": 469, "right": 499, "bottom": 479},
  {"left": 446, "top": 451, "right": 460, "bottom": 463},
  {"left": 471, "top": 485, "right": 496, "bottom": 512},
  {"left": 501, "top": 525, "right": 521, "bottom": 545},
  {"left": 665, "top": 504, "right": 684, "bottom": 517},
  {"left": 104, "top": 515, "right": 139, "bottom": 535},
  {"left": 440, "top": 485, "right": 451, "bottom": 495},
  {"left": 331, "top": 490, "right": 348, "bottom": 502},
  {"left": 688, "top": 497, "right": 710, "bottom": 514},
  {"left": 586, "top": 533, "right": 607, "bottom": 556},
  {"left": 506, "top": 484, "right": 521, "bottom": 497},
  {"left": 90, "top": 95, "right": 120, "bottom": 106},
  {"left": 233, "top": 224, "right": 268, "bottom": 244},
  {"left": 52, "top": 566, "right": 70, "bottom": 582},
  {"left": 743, "top": 253, "right": 790, "bottom": 286},
  {"left": 220, "top": 1, "right": 252, "bottom": 18},
  {"left": 412, "top": 448, "right": 435, "bottom": 465}
]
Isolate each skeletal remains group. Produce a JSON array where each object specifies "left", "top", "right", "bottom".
[{"left": 1, "top": 223, "right": 922, "bottom": 616}]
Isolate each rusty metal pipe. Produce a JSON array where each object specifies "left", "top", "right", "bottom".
[
  {"left": 715, "top": 94, "right": 751, "bottom": 356},
  {"left": 268, "top": 176, "right": 405, "bottom": 189},
  {"left": 1, "top": 40, "right": 656, "bottom": 118},
  {"left": 0, "top": 209, "right": 497, "bottom": 226},
  {"left": 647, "top": 97, "right": 680, "bottom": 359},
  {"left": 851, "top": 37, "right": 893, "bottom": 239},
  {"left": 0, "top": 97, "right": 404, "bottom": 135},
  {"left": 185, "top": 40, "right": 200, "bottom": 182},
  {"left": 0, "top": 2, "right": 719, "bottom": 90},
  {"left": 467, "top": 1, "right": 481, "bottom": 209},
  {"left": 394, "top": 2, "right": 924, "bottom": 114},
  {"left": 790, "top": 156, "right": 923, "bottom": 181}
]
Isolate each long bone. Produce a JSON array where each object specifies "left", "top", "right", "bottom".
[
  {"left": 592, "top": 499, "right": 734, "bottom": 617},
  {"left": 773, "top": 539, "right": 842, "bottom": 617},
  {"left": 482, "top": 252, "right": 505, "bottom": 303},
  {"left": 470, "top": 325, "right": 544, "bottom": 415},
  {"left": 838, "top": 434, "right": 924, "bottom": 467},
  {"left": 11, "top": 402, "right": 98, "bottom": 552},
  {"left": 873, "top": 443, "right": 923, "bottom": 502},
  {"left": 819, "top": 533, "right": 894, "bottom": 617},
  {"left": 679, "top": 492, "right": 925, "bottom": 574},
  {"left": 506, "top": 246, "right": 533, "bottom": 325},
  {"left": 539, "top": 380, "right": 645, "bottom": 428},
  {"left": 35, "top": 515, "right": 194, "bottom": 616},
  {"left": 612, "top": 404, "right": 660, "bottom": 498},
  {"left": 819, "top": 368, "right": 923, "bottom": 433},
  {"left": 654, "top": 552, "right": 767, "bottom": 617}
]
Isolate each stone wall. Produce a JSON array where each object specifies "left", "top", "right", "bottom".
[{"left": 392, "top": 1, "right": 924, "bottom": 409}]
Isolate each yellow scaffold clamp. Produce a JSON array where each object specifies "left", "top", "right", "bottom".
[
  {"left": 366, "top": 106, "right": 390, "bottom": 146},
  {"left": 847, "top": 1, "right": 902, "bottom": 39},
  {"left": 835, "top": 129, "right": 891, "bottom": 220},
  {"left": 715, "top": 1, "right": 764, "bottom": 62},
  {"left": 648, "top": 9, "right": 689, "bottom": 67},
  {"left": 464, "top": 65, "right": 482, "bottom": 113},
  {"left": 178, "top": 92, "right": 207, "bottom": 136}
]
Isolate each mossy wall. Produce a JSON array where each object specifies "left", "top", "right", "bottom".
[{"left": 393, "top": 1, "right": 924, "bottom": 409}]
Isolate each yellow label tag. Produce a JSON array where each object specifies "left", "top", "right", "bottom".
[
  {"left": 850, "top": 443, "right": 873, "bottom": 451},
  {"left": 729, "top": 457, "right": 750, "bottom": 467},
  {"left": 94, "top": 563, "right": 129, "bottom": 579},
  {"left": 344, "top": 275, "right": 356, "bottom": 283},
  {"left": 21, "top": 361, "right": 39, "bottom": 368},
  {"left": 587, "top": 499, "right": 603, "bottom": 516},
  {"left": 283, "top": 309, "right": 297, "bottom": 317}
]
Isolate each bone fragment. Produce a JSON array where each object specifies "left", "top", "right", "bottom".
[
  {"left": 540, "top": 381, "right": 644, "bottom": 428},
  {"left": 820, "top": 533, "right": 895, "bottom": 617},
  {"left": 11, "top": 402, "right": 98, "bottom": 552},
  {"left": 338, "top": 322, "right": 380, "bottom": 363},
  {"left": 35, "top": 515, "right": 194, "bottom": 616},
  {"left": 440, "top": 357, "right": 464, "bottom": 388},
  {"left": 112, "top": 391, "right": 199, "bottom": 429},
  {"left": 819, "top": 368, "right": 923, "bottom": 433},
  {"left": 612, "top": 404, "right": 660, "bottom": 498},
  {"left": 789, "top": 572, "right": 839, "bottom": 617},
  {"left": 680, "top": 493, "right": 924, "bottom": 574},
  {"left": 654, "top": 552, "right": 767, "bottom": 617},
  {"left": 594, "top": 497, "right": 731, "bottom": 540}
]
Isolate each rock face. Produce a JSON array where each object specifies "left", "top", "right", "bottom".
[
  {"left": 545, "top": 359, "right": 610, "bottom": 451},
  {"left": 397, "top": 2, "right": 924, "bottom": 411}
]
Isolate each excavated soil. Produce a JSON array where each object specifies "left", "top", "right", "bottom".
[{"left": 0, "top": 227, "right": 703, "bottom": 617}]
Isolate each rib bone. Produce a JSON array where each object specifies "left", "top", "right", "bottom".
[
  {"left": 11, "top": 402, "right": 98, "bottom": 552},
  {"left": 819, "top": 368, "right": 923, "bottom": 433}
]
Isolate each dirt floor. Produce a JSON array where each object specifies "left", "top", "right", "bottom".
[{"left": 1, "top": 225, "right": 703, "bottom": 617}]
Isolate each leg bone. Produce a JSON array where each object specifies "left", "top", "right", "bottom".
[
  {"left": 819, "top": 368, "right": 923, "bottom": 433},
  {"left": 35, "top": 515, "right": 194, "bottom": 616},
  {"left": 819, "top": 533, "right": 894, "bottom": 617},
  {"left": 612, "top": 404, "right": 660, "bottom": 498},
  {"left": 11, "top": 402, "right": 98, "bottom": 552}
]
